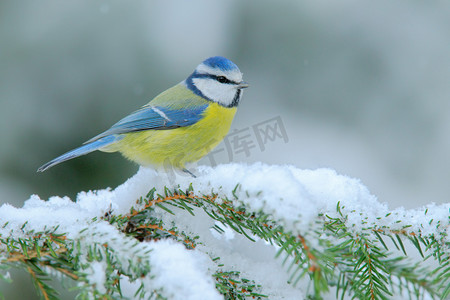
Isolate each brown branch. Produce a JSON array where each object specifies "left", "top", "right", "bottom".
[
  {"left": 5, "top": 247, "right": 67, "bottom": 263},
  {"left": 27, "top": 265, "right": 50, "bottom": 300},
  {"left": 135, "top": 224, "right": 196, "bottom": 249},
  {"left": 298, "top": 234, "right": 320, "bottom": 273}
]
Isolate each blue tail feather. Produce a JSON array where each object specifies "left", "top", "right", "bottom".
[{"left": 37, "top": 135, "right": 120, "bottom": 172}]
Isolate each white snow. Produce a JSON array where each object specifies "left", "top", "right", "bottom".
[
  {"left": 86, "top": 261, "right": 107, "bottom": 294},
  {"left": 0, "top": 163, "right": 448, "bottom": 299}
]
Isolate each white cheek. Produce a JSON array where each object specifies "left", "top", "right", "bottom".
[{"left": 193, "top": 78, "right": 236, "bottom": 107}]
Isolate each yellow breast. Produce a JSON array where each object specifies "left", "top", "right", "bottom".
[{"left": 113, "top": 103, "right": 237, "bottom": 168}]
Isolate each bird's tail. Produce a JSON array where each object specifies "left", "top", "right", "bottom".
[{"left": 37, "top": 135, "right": 121, "bottom": 172}]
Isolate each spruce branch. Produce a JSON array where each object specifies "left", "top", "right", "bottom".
[{"left": 0, "top": 180, "right": 448, "bottom": 299}]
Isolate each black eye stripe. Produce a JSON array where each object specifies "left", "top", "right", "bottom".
[
  {"left": 216, "top": 76, "right": 229, "bottom": 83},
  {"left": 214, "top": 75, "right": 236, "bottom": 84},
  {"left": 191, "top": 72, "right": 238, "bottom": 85}
]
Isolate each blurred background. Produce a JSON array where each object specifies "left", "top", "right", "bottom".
[{"left": 1, "top": 0, "right": 450, "bottom": 298}]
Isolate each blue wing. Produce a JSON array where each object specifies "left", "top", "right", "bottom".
[
  {"left": 37, "top": 105, "right": 207, "bottom": 172},
  {"left": 85, "top": 105, "right": 208, "bottom": 143}
]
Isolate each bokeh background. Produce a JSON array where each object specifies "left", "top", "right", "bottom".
[{"left": 1, "top": 0, "right": 450, "bottom": 298}]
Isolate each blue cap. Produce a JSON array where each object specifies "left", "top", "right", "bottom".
[{"left": 202, "top": 56, "right": 239, "bottom": 72}]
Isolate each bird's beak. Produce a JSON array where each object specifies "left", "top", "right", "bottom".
[{"left": 237, "top": 81, "right": 249, "bottom": 89}]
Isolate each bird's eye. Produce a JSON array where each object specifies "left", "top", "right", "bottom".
[{"left": 216, "top": 76, "right": 229, "bottom": 83}]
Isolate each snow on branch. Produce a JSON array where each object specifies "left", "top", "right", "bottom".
[{"left": 0, "top": 163, "right": 448, "bottom": 299}]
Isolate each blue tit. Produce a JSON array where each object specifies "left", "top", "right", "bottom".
[{"left": 38, "top": 56, "right": 248, "bottom": 177}]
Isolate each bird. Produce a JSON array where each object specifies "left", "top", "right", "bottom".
[{"left": 37, "top": 56, "right": 248, "bottom": 177}]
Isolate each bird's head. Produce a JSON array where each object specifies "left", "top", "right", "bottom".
[{"left": 186, "top": 56, "right": 248, "bottom": 108}]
